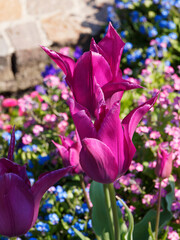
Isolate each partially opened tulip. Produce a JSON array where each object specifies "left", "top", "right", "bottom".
[
  {"left": 69, "top": 93, "right": 159, "bottom": 184},
  {"left": 0, "top": 127, "right": 72, "bottom": 237},
  {"left": 155, "top": 147, "right": 173, "bottom": 179},
  {"left": 41, "top": 23, "right": 142, "bottom": 118},
  {"left": 53, "top": 130, "right": 83, "bottom": 174}
]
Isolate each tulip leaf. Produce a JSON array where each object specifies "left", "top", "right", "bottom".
[
  {"left": 73, "top": 228, "right": 91, "bottom": 240},
  {"left": 133, "top": 176, "right": 175, "bottom": 240},
  {"left": 90, "top": 181, "right": 111, "bottom": 240},
  {"left": 116, "top": 196, "right": 134, "bottom": 240}
]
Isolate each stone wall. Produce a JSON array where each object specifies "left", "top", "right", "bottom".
[{"left": 0, "top": 0, "right": 113, "bottom": 93}]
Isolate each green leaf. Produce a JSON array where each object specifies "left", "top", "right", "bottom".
[
  {"left": 134, "top": 176, "right": 175, "bottom": 240},
  {"left": 116, "top": 197, "right": 134, "bottom": 240},
  {"left": 90, "top": 181, "right": 111, "bottom": 240},
  {"left": 73, "top": 228, "right": 91, "bottom": 240}
]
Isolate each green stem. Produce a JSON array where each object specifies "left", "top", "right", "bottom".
[
  {"left": 155, "top": 179, "right": 162, "bottom": 240},
  {"left": 80, "top": 174, "right": 92, "bottom": 214},
  {"left": 108, "top": 183, "right": 120, "bottom": 240},
  {"left": 104, "top": 184, "right": 115, "bottom": 240}
]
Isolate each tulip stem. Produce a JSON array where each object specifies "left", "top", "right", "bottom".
[
  {"left": 108, "top": 183, "right": 120, "bottom": 240},
  {"left": 80, "top": 175, "right": 92, "bottom": 213},
  {"left": 155, "top": 179, "right": 162, "bottom": 240},
  {"left": 104, "top": 184, "right": 115, "bottom": 240}
]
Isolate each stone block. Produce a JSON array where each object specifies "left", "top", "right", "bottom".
[
  {"left": 0, "top": 55, "right": 17, "bottom": 92},
  {"left": 0, "top": 34, "right": 9, "bottom": 57},
  {"left": 0, "top": 0, "right": 21, "bottom": 22},
  {"left": 26, "top": 0, "right": 76, "bottom": 16},
  {"left": 6, "top": 22, "right": 42, "bottom": 51}
]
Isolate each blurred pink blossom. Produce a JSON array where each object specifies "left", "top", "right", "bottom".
[
  {"left": 22, "top": 134, "right": 32, "bottom": 145},
  {"left": 33, "top": 125, "right": 44, "bottom": 136}
]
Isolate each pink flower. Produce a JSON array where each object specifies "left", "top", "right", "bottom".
[
  {"left": 41, "top": 103, "right": 48, "bottom": 111},
  {"left": 2, "top": 98, "right": 17, "bottom": 108},
  {"left": 150, "top": 131, "right": 161, "bottom": 139},
  {"left": 59, "top": 47, "right": 70, "bottom": 56},
  {"left": 155, "top": 147, "right": 173, "bottom": 178},
  {"left": 33, "top": 125, "right": 44, "bottom": 136},
  {"left": 43, "top": 114, "right": 57, "bottom": 123},
  {"left": 57, "top": 120, "right": 68, "bottom": 134},
  {"left": 22, "top": 134, "right": 32, "bottom": 145},
  {"left": 52, "top": 95, "right": 59, "bottom": 102},
  {"left": 123, "top": 68, "right": 132, "bottom": 75},
  {"left": 168, "top": 230, "right": 180, "bottom": 240},
  {"left": 44, "top": 75, "right": 60, "bottom": 87}
]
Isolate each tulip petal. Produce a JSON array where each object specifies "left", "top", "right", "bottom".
[
  {"left": 97, "top": 23, "right": 125, "bottom": 80},
  {"left": 71, "top": 108, "right": 97, "bottom": 140},
  {"left": 122, "top": 92, "right": 159, "bottom": 139},
  {"left": 0, "top": 158, "right": 31, "bottom": 186},
  {"left": 41, "top": 46, "right": 75, "bottom": 86},
  {"left": 73, "top": 51, "right": 105, "bottom": 117},
  {"left": 102, "top": 81, "right": 143, "bottom": 100},
  {"left": 7, "top": 126, "right": 15, "bottom": 161},
  {"left": 31, "top": 166, "right": 72, "bottom": 226},
  {"left": 52, "top": 141, "right": 70, "bottom": 167},
  {"left": 80, "top": 138, "right": 118, "bottom": 183},
  {"left": 0, "top": 173, "right": 34, "bottom": 237},
  {"left": 97, "top": 102, "right": 125, "bottom": 174}
]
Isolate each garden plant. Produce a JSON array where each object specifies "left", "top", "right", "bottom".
[{"left": 0, "top": 4, "right": 179, "bottom": 240}]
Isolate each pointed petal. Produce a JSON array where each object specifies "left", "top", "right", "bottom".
[
  {"left": 72, "top": 51, "right": 105, "bottom": 117},
  {"left": 71, "top": 108, "right": 97, "bottom": 140},
  {"left": 7, "top": 126, "right": 15, "bottom": 161},
  {"left": 52, "top": 141, "right": 70, "bottom": 167},
  {"left": 0, "top": 173, "right": 34, "bottom": 237},
  {"left": 102, "top": 81, "right": 143, "bottom": 100},
  {"left": 98, "top": 23, "right": 125, "bottom": 80},
  {"left": 41, "top": 46, "right": 75, "bottom": 86},
  {"left": 31, "top": 166, "right": 72, "bottom": 226},
  {"left": 80, "top": 138, "right": 118, "bottom": 183},
  {"left": 0, "top": 158, "right": 30, "bottom": 186},
  {"left": 122, "top": 92, "right": 159, "bottom": 139},
  {"left": 97, "top": 102, "right": 125, "bottom": 174}
]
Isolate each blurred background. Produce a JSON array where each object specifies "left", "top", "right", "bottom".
[{"left": 0, "top": 0, "right": 113, "bottom": 94}]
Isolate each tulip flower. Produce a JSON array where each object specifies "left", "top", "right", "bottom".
[
  {"left": 0, "top": 128, "right": 72, "bottom": 237},
  {"left": 155, "top": 147, "right": 173, "bottom": 179},
  {"left": 69, "top": 93, "right": 159, "bottom": 184},
  {"left": 53, "top": 131, "right": 83, "bottom": 174},
  {"left": 41, "top": 23, "right": 142, "bottom": 118}
]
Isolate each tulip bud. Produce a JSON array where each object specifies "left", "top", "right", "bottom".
[{"left": 155, "top": 147, "right": 173, "bottom": 179}]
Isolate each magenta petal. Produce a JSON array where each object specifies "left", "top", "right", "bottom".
[
  {"left": 0, "top": 158, "right": 30, "bottom": 186},
  {"left": 31, "top": 166, "right": 72, "bottom": 226},
  {"left": 73, "top": 51, "right": 105, "bottom": 117},
  {"left": 0, "top": 173, "right": 34, "bottom": 237},
  {"left": 122, "top": 92, "right": 159, "bottom": 139},
  {"left": 97, "top": 23, "right": 125, "bottom": 80},
  {"left": 7, "top": 126, "right": 15, "bottom": 161},
  {"left": 52, "top": 141, "right": 70, "bottom": 166},
  {"left": 71, "top": 109, "right": 97, "bottom": 140},
  {"left": 41, "top": 46, "right": 75, "bottom": 86},
  {"left": 80, "top": 138, "right": 118, "bottom": 183},
  {"left": 102, "top": 81, "right": 143, "bottom": 100}
]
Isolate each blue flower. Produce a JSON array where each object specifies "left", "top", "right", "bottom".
[
  {"left": 160, "top": 9, "right": 169, "bottom": 17},
  {"left": 22, "top": 145, "right": 32, "bottom": 152},
  {"left": 124, "top": 42, "right": 133, "bottom": 53},
  {"left": 139, "top": 25, "right": 146, "bottom": 34},
  {"left": 38, "top": 155, "right": 50, "bottom": 165},
  {"left": 82, "top": 203, "right": 89, "bottom": 213},
  {"left": 154, "top": 15, "right": 163, "bottom": 22},
  {"left": 87, "top": 219, "right": 92, "bottom": 229},
  {"left": 41, "top": 64, "right": 61, "bottom": 78},
  {"left": 167, "top": 21, "right": 176, "bottom": 29},
  {"left": 56, "top": 186, "right": 67, "bottom": 202},
  {"left": 75, "top": 205, "right": 84, "bottom": 214},
  {"left": 120, "top": 31, "right": 127, "bottom": 38},
  {"left": 146, "top": 47, "right": 156, "bottom": 58},
  {"left": 130, "top": 11, "right": 139, "bottom": 22},
  {"left": 148, "top": 27, "right": 158, "bottom": 38},
  {"left": 35, "top": 85, "right": 46, "bottom": 95},
  {"left": 36, "top": 221, "right": 50, "bottom": 232},
  {"left": 29, "top": 238, "right": 38, "bottom": 240},
  {"left": 41, "top": 201, "right": 53, "bottom": 212},
  {"left": 2, "top": 132, "right": 11, "bottom": 143},
  {"left": 139, "top": 16, "right": 147, "bottom": 22},
  {"left": 74, "top": 221, "right": 85, "bottom": 231},
  {"left": 26, "top": 171, "right": 34, "bottom": 177},
  {"left": 134, "top": 50, "right": 142, "bottom": 59},
  {"left": 63, "top": 214, "right": 74, "bottom": 224},
  {"left": 15, "top": 130, "right": 22, "bottom": 141},
  {"left": 74, "top": 46, "right": 83, "bottom": 59},
  {"left": 169, "top": 32, "right": 178, "bottom": 39},
  {"left": 67, "top": 227, "right": 75, "bottom": 236},
  {"left": 175, "top": 0, "right": 180, "bottom": 8},
  {"left": 159, "top": 20, "right": 168, "bottom": 28},
  {"left": 49, "top": 213, "right": 59, "bottom": 225},
  {"left": 28, "top": 160, "right": 34, "bottom": 169},
  {"left": 116, "top": 200, "right": 123, "bottom": 209},
  {"left": 165, "top": 60, "right": 171, "bottom": 66}
]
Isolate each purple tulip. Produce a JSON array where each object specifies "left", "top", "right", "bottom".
[
  {"left": 41, "top": 23, "right": 142, "bottom": 118},
  {"left": 69, "top": 93, "right": 159, "bottom": 184},
  {"left": 53, "top": 131, "right": 83, "bottom": 174},
  {"left": 155, "top": 147, "right": 173, "bottom": 179},
  {"left": 0, "top": 128, "right": 72, "bottom": 237}
]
